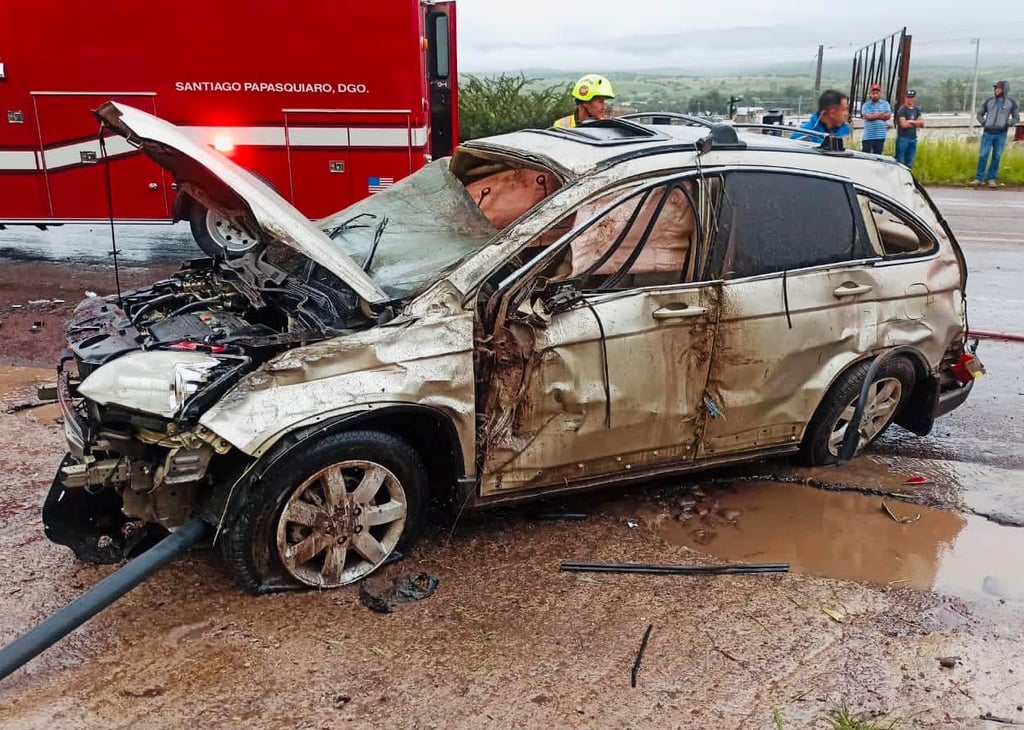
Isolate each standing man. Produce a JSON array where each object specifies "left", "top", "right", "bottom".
[
  {"left": 552, "top": 75, "right": 615, "bottom": 129},
  {"left": 895, "top": 89, "right": 924, "bottom": 169},
  {"left": 972, "top": 81, "right": 1020, "bottom": 187},
  {"left": 860, "top": 83, "right": 892, "bottom": 154},
  {"left": 791, "top": 90, "right": 852, "bottom": 141}
]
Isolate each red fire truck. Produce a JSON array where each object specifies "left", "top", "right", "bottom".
[{"left": 0, "top": 0, "right": 458, "bottom": 254}]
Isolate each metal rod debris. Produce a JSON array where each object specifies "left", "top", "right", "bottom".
[
  {"left": 631, "top": 624, "right": 653, "bottom": 688},
  {"left": 528, "top": 513, "right": 588, "bottom": 521},
  {"left": 0, "top": 518, "right": 210, "bottom": 682},
  {"left": 560, "top": 561, "right": 789, "bottom": 575}
]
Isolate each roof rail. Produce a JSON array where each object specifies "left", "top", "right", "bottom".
[
  {"left": 732, "top": 123, "right": 828, "bottom": 140},
  {"left": 819, "top": 134, "right": 847, "bottom": 153},
  {"left": 695, "top": 123, "right": 747, "bottom": 153},
  {"left": 618, "top": 112, "right": 715, "bottom": 129}
]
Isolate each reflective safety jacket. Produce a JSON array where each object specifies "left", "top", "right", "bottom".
[{"left": 552, "top": 113, "right": 578, "bottom": 129}]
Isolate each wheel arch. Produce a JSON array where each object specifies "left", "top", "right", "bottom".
[
  {"left": 200, "top": 404, "right": 468, "bottom": 534},
  {"left": 799, "top": 346, "right": 930, "bottom": 445}
]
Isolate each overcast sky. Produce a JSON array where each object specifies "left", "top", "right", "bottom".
[{"left": 455, "top": 1, "right": 1024, "bottom": 73}]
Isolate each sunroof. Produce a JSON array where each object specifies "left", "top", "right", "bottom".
[{"left": 533, "top": 118, "right": 671, "bottom": 145}]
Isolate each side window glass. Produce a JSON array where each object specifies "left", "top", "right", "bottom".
[
  {"left": 567, "top": 180, "right": 699, "bottom": 290},
  {"left": 857, "top": 194, "right": 936, "bottom": 257},
  {"left": 704, "top": 172, "right": 864, "bottom": 280}
]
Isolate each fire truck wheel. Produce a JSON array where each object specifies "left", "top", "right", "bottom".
[{"left": 189, "top": 203, "right": 260, "bottom": 258}]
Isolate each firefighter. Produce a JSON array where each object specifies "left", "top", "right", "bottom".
[{"left": 553, "top": 75, "right": 616, "bottom": 129}]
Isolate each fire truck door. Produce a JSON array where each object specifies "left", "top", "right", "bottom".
[
  {"left": 33, "top": 93, "right": 169, "bottom": 220},
  {"left": 284, "top": 111, "right": 354, "bottom": 219},
  {"left": 425, "top": 6, "right": 456, "bottom": 158}
]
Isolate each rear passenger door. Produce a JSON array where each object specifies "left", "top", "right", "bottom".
[
  {"left": 697, "top": 170, "right": 880, "bottom": 459},
  {"left": 852, "top": 191, "right": 955, "bottom": 369}
]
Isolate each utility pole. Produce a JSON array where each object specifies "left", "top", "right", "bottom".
[
  {"left": 969, "top": 38, "right": 980, "bottom": 135},
  {"left": 814, "top": 45, "right": 824, "bottom": 94}
]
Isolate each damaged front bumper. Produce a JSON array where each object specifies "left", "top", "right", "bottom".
[{"left": 44, "top": 354, "right": 227, "bottom": 563}]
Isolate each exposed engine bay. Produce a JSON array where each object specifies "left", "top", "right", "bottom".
[
  {"left": 45, "top": 243, "right": 380, "bottom": 564},
  {"left": 68, "top": 243, "right": 371, "bottom": 372}
]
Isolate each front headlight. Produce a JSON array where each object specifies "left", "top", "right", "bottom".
[
  {"left": 171, "top": 359, "right": 222, "bottom": 414},
  {"left": 78, "top": 352, "right": 223, "bottom": 419}
]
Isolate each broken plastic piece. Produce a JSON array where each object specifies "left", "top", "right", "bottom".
[
  {"left": 359, "top": 572, "right": 439, "bottom": 613},
  {"left": 703, "top": 395, "right": 724, "bottom": 420},
  {"left": 979, "top": 713, "right": 1016, "bottom": 725},
  {"left": 821, "top": 608, "right": 845, "bottom": 623},
  {"left": 881, "top": 501, "right": 921, "bottom": 524},
  {"left": 904, "top": 476, "right": 934, "bottom": 486}
]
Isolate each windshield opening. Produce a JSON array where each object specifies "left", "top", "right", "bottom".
[{"left": 316, "top": 156, "right": 563, "bottom": 299}]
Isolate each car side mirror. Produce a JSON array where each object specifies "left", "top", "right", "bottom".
[{"left": 541, "top": 279, "right": 584, "bottom": 314}]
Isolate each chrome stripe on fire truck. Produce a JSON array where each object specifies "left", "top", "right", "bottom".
[{"left": 0, "top": 126, "right": 430, "bottom": 171}]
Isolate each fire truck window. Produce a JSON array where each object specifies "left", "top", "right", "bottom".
[{"left": 433, "top": 16, "right": 450, "bottom": 78}]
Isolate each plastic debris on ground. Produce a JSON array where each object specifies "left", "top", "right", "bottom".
[{"left": 359, "top": 572, "right": 440, "bottom": 613}]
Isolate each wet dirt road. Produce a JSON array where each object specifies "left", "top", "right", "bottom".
[{"left": 1, "top": 188, "right": 1023, "bottom": 729}]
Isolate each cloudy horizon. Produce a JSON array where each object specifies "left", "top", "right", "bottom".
[{"left": 454, "top": 1, "right": 1024, "bottom": 73}]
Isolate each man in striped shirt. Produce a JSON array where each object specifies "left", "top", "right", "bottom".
[{"left": 860, "top": 84, "right": 892, "bottom": 155}]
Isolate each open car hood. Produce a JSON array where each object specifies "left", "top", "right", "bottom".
[{"left": 94, "top": 102, "right": 389, "bottom": 305}]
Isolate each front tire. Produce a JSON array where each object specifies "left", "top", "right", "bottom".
[
  {"left": 800, "top": 357, "right": 916, "bottom": 466},
  {"left": 220, "top": 430, "right": 427, "bottom": 593}
]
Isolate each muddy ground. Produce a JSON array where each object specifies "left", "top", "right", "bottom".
[{"left": 1, "top": 227, "right": 1024, "bottom": 728}]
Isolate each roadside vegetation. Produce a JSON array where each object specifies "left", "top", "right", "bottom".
[
  {"left": 457, "top": 73, "right": 1024, "bottom": 186},
  {"left": 900, "top": 138, "right": 1024, "bottom": 186},
  {"left": 458, "top": 73, "right": 572, "bottom": 141},
  {"left": 774, "top": 706, "right": 899, "bottom": 729}
]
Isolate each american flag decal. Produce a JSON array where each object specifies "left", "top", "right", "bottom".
[{"left": 368, "top": 176, "right": 394, "bottom": 193}]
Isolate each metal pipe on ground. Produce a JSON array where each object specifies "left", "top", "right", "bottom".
[
  {"left": 0, "top": 518, "right": 211, "bottom": 683},
  {"left": 968, "top": 330, "right": 1024, "bottom": 344},
  {"left": 838, "top": 345, "right": 920, "bottom": 463},
  {"left": 560, "top": 561, "right": 790, "bottom": 575}
]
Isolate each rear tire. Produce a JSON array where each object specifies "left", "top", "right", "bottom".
[
  {"left": 799, "top": 357, "right": 916, "bottom": 466},
  {"left": 220, "top": 430, "right": 428, "bottom": 593}
]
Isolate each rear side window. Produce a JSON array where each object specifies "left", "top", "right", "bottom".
[
  {"left": 704, "top": 172, "right": 867, "bottom": 280},
  {"left": 857, "top": 195, "right": 937, "bottom": 257}
]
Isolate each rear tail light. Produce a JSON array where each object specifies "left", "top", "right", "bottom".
[{"left": 951, "top": 353, "right": 985, "bottom": 384}]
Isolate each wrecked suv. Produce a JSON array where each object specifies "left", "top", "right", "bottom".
[{"left": 46, "top": 103, "right": 981, "bottom": 592}]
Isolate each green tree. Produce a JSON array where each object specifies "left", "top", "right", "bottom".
[
  {"left": 458, "top": 74, "right": 573, "bottom": 141},
  {"left": 937, "top": 77, "right": 969, "bottom": 112}
]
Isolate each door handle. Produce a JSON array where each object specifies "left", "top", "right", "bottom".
[
  {"left": 833, "top": 283, "right": 873, "bottom": 298},
  {"left": 652, "top": 305, "right": 707, "bottom": 320}
]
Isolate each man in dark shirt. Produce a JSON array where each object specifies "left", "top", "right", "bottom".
[{"left": 895, "top": 89, "right": 924, "bottom": 170}]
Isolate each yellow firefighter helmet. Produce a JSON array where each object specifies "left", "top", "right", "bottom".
[{"left": 572, "top": 74, "right": 615, "bottom": 102}]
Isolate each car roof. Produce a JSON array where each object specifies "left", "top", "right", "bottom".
[{"left": 458, "top": 117, "right": 872, "bottom": 180}]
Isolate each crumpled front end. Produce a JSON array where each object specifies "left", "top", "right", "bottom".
[{"left": 45, "top": 340, "right": 242, "bottom": 564}]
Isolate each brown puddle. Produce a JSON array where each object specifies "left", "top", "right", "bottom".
[{"left": 619, "top": 482, "right": 1024, "bottom": 603}]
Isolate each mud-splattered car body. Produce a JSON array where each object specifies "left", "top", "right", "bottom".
[{"left": 46, "top": 103, "right": 979, "bottom": 591}]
